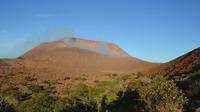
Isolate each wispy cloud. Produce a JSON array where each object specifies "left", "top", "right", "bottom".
[{"left": 21, "top": 27, "right": 74, "bottom": 53}]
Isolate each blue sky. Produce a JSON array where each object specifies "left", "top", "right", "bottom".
[{"left": 0, "top": 0, "right": 200, "bottom": 62}]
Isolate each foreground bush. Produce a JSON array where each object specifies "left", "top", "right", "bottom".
[
  {"left": 16, "top": 93, "right": 57, "bottom": 112},
  {"left": 0, "top": 75, "right": 190, "bottom": 112},
  {"left": 0, "top": 96, "right": 15, "bottom": 112},
  {"left": 62, "top": 83, "right": 96, "bottom": 112},
  {"left": 138, "top": 77, "right": 188, "bottom": 112}
]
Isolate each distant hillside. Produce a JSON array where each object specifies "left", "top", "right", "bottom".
[
  {"left": 149, "top": 47, "right": 200, "bottom": 76},
  {"left": 23, "top": 38, "right": 130, "bottom": 58},
  {"left": 21, "top": 37, "right": 156, "bottom": 75}
]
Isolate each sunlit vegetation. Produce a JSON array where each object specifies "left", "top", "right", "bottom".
[
  {"left": 174, "top": 70, "right": 200, "bottom": 111},
  {"left": 0, "top": 72, "right": 191, "bottom": 112},
  {"left": 138, "top": 76, "right": 187, "bottom": 112},
  {"left": 27, "top": 84, "right": 43, "bottom": 93},
  {"left": 0, "top": 96, "right": 15, "bottom": 112},
  {"left": 16, "top": 93, "right": 57, "bottom": 112}
]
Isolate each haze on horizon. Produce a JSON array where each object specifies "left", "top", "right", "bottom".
[{"left": 0, "top": 0, "right": 200, "bottom": 62}]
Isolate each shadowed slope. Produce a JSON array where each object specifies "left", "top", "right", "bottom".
[{"left": 149, "top": 47, "right": 200, "bottom": 76}]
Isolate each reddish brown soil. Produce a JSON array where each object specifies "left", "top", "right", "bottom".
[
  {"left": 0, "top": 38, "right": 158, "bottom": 94},
  {"left": 148, "top": 47, "right": 200, "bottom": 76}
]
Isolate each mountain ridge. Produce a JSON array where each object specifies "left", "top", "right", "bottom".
[
  {"left": 23, "top": 37, "right": 131, "bottom": 58},
  {"left": 148, "top": 47, "right": 200, "bottom": 76},
  {"left": 20, "top": 37, "right": 157, "bottom": 75}
]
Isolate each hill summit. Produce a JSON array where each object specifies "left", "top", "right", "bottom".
[
  {"left": 24, "top": 37, "right": 130, "bottom": 58},
  {"left": 21, "top": 37, "right": 156, "bottom": 75}
]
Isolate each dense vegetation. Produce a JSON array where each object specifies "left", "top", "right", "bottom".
[
  {"left": 169, "top": 70, "right": 200, "bottom": 111},
  {"left": 0, "top": 72, "right": 192, "bottom": 112}
]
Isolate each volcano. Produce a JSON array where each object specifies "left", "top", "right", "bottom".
[
  {"left": 21, "top": 37, "right": 157, "bottom": 75},
  {"left": 23, "top": 37, "right": 130, "bottom": 58}
]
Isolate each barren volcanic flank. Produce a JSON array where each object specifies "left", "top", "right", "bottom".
[
  {"left": 149, "top": 47, "right": 200, "bottom": 76},
  {"left": 21, "top": 38, "right": 157, "bottom": 75},
  {"left": 0, "top": 38, "right": 158, "bottom": 93}
]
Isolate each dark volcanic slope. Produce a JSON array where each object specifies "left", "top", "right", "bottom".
[
  {"left": 150, "top": 47, "right": 200, "bottom": 76},
  {"left": 22, "top": 38, "right": 157, "bottom": 74}
]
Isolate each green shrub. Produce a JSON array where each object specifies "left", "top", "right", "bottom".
[
  {"left": 112, "top": 74, "right": 118, "bottom": 77},
  {"left": 91, "top": 81, "right": 122, "bottom": 111},
  {"left": 68, "top": 83, "right": 93, "bottom": 105},
  {"left": 55, "top": 96, "right": 96, "bottom": 112},
  {"left": 121, "top": 75, "right": 131, "bottom": 81},
  {"left": 16, "top": 93, "right": 57, "bottom": 112},
  {"left": 1, "top": 86, "right": 30, "bottom": 103},
  {"left": 0, "top": 96, "right": 15, "bottom": 112},
  {"left": 63, "top": 83, "right": 96, "bottom": 112},
  {"left": 138, "top": 76, "right": 188, "bottom": 112},
  {"left": 188, "top": 80, "right": 200, "bottom": 97},
  {"left": 24, "top": 76, "right": 37, "bottom": 81},
  {"left": 73, "top": 77, "right": 87, "bottom": 81},
  {"left": 136, "top": 72, "right": 144, "bottom": 78},
  {"left": 94, "top": 80, "right": 99, "bottom": 83},
  {"left": 64, "top": 76, "right": 71, "bottom": 80},
  {"left": 43, "top": 80, "right": 52, "bottom": 86},
  {"left": 27, "top": 84, "right": 42, "bottom": 93}
]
